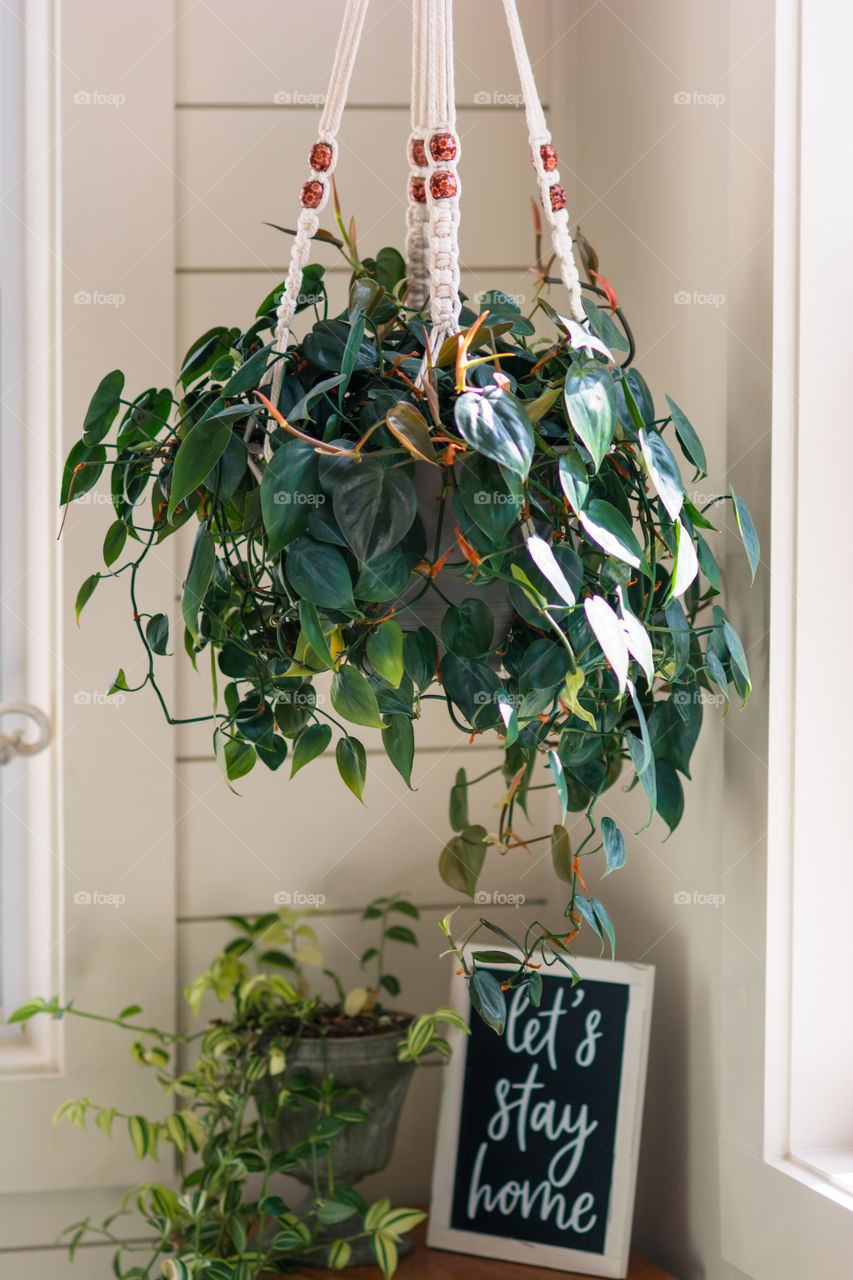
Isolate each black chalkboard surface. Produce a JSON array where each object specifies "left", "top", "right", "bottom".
[{"left": 429, "top": 954, "right": 654, "bottom": 1279}]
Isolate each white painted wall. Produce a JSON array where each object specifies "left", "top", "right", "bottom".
[{"left": 1, "top": 3, "right": 776, "bottom": 1278}]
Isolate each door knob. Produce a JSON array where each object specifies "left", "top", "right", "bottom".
[{"left": 0, "top": 702, "right": 52, "bottom": 765}]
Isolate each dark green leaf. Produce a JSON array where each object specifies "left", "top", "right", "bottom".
[
  {"left": 75, "top": 574, "right": 99, "bottom": 625},
  {"left": 260, "top": 439, "right": 319, "bottom": 556},
  {"left": 563, "top": 363, "right": 616, "bottom": 471},
  {"left": 439, "top": 824, "right": 487, "bottom": 897},
  {"left": 558, "top": 448, "right": 590, "bottom": 514},
  {"left": 655, "top": 758, "right": 685, "bottom": 833},
  {"left": 331, "top": 665, "right": 385, "bottom": 729},
  {"left": 551, "top": 823, "right": 573, "bottom": 883},
  {"left": 256, "top": 735, "right": 288, "bottom": 771},
  {"left": 441, "top": 598, "right": 495, "bottom": 659},
  {"left": 299, "top": 600, "right": 336, "bottom": 668},
  {"left": 468, "top": 969, "right": 506, "bottom": 1034},
  {"left": 168, "top": 418, "right": 232, "bottom": 519},
  {"left": 82, "top": 370, "right": 125, "bottom": 445},
  {"left": 60, "top": 440, "right": 107, "bottom": 505},
  {"left": 333, "top": 461, "right": 417, "bottom": 564},
  {"left": 102, "top": 520, "right": 127, "bottom": 567},
  {"left": 291, "top": 723, "right": 332, "bottom": 777},
  {"left": 457, "top": 453, "right": 522, "bottom": 540},
  {"left": 382, "top": 714, "right": 414, "bottom": 788},
  {"left": 367, "top": 620, "right": 405, "bottom": 687},
  {"left": 336, "top": 736, "right": 367, "bottom": 803},
  {"left": 454, "top": 386, "right": 534, "bottom": 480},
  {"left": 403, "top": 628, "right": 437, "bottom": 689},
  {"left": 730, "top": 486, "right": 760, "bottom": 582},
  {"left": 665, "top": 395, "right": 707, "bottom": 475},
  {"left": 182, "top": 523, "right": 215, "bottom": 641},
  {"left": 579, "top": 498, "right": 649, "bottom": 572},
  {"left": 285, "top": 537, "right": 354, "bottom": 611},
  {"left": 449, "top": 767, "right": 469, "bottom": 831},
  {"left": 640, "top": 429, "right": 683, "bottom": 521},
  {"left": 146, "top": 613, "right": 169, "bottom": 655},
  {"left": 601, "top": 816, "right": 626, "bottom": 875}
]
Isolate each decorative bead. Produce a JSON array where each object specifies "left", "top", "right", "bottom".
[
  {"left": 429, "top": 131, "right": 457, "bottom": 162},
  {"left": 539, "top": 143, "right": 558, "bottom": 172},
  {"left": 408, "top": 136, "right": 427, "bottom": 167},
  {"left": 308, "top": 142, "right": 333, "bottom": 172},
  {"left": 300, "top": 180, "right": 325, "bottom": 209},
  {"left": 430, "top": 170, "right": 457, "bottom": 200},
  {"left": 408, "top": 176, "right": 427, "bottom": 203},
  {"left": 549, "top": 183, "right": 567, "bottom": 212}
]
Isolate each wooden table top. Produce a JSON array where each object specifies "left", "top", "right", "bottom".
[{"left": 293, "top": 1221, "right": 677, "bottom": 1279}]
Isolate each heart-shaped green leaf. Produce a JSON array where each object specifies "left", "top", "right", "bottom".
[
  {"left": 454, "top": 386, "right": 534, "bottom": 481},
  {"left": 563, "top": 364, "right": 616, "bottom": 471},
  {"left": 285, "top": 538, "right": 354, "bottom": 611},
  {"left": 332, "top": 460, "right": 417, "bottom": 563},
  {"left": 331, "top": 665, "right": 385, "bottom": 729}
]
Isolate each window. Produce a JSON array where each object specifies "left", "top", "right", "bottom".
[{"left": 721, "top": 2, "right": 853, "bottom": 1274}]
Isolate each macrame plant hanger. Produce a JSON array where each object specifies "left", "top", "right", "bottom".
[{"left": 266, "top": 0, "right": 586, "bottom": 409}]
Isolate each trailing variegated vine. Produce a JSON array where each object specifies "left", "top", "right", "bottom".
[{"left": 61, "top": 217, "right": 758, "bottom": 1030}]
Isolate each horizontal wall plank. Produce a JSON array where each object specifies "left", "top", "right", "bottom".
[
  {"left": 175, "top": 0, "right": 553, "bottom": 107},
  {"left": 176, "top": 108, "right": 546, "bottom": 270},
  {"left": 176, "top": 751, "right": 551, "bottom": 917}
]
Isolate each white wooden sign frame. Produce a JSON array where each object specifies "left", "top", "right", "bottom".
[{"left": 428, "top": 951, "right": 654, "bottom": 1278}]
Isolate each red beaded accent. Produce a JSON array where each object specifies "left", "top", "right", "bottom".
[
  {"left": 549, "top": 183, "right": 567, "bottom": 212},
  {"left": 430, "top": 170, "right": 457, "bottom": 200},
  {"left": 539, "top": 143, "right": 558, "bottom": 172},
  {"left": 408, "top": 176, "right": 427, "bottom": 204},
  {"left": 408, "top": 136, "right": 427, "bottom": 167},
  {"left": 429, "top": 131, "right": 457, "bottom": 162},
  {"left": 309, "top": 142, "right": 333, "bottom": 172},
  {"left": 300, "top": 180, "right": 325, "bottom": 209}
]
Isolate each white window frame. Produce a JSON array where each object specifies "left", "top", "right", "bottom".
[
  {"left": 721, "top": 1, "right": 853, "bottom": 1274},
  {"left": 0, "top": 0, "right": 61, "bottom": 1073}
]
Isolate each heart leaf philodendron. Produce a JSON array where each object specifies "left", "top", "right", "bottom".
[{"left": 62, "top": 221, "right": 757, "bottom": 1030}]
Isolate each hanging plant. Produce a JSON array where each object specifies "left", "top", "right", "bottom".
[{"left": 59, "top": 0, "right": 758, "bottom": 1030}]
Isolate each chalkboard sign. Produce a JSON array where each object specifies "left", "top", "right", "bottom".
[{"left": 428, "top": 952, "right": 654, "bottom": 1278}]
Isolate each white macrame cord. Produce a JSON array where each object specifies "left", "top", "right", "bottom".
[
  {"left": 266, "top": 0, "right": 586, "bottom": 409},
  {"left": 267, "top": 0, "right": 371, "bottom": 410},
  {"left": 502, "top": 0, "right": 585, "bottom": 323}
]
